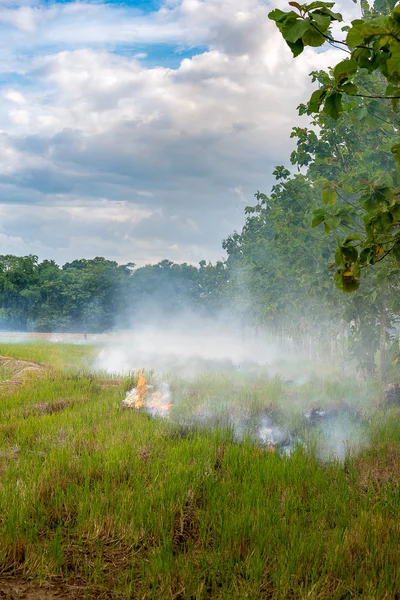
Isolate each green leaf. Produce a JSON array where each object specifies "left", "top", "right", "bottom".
[
  {"left": 373, "top": 212, "right": 394, "bottom": 233},
  {"left": 341, "top": 245, "right": 358, "bottom": 263},
  {"left": 361, "top": 0, "right": 370, "bottom": 14},
  {"left": 311, "top": 12, "right": 331, "bottom": 31},
  {"left": 304, "top": 2, "right": 335, "bottom": 10},
  {"left": 315, "top": 6, "right": 342, "bottom": 21},
  {"left": 333, "top": 58, "right": 358, "bottom": 82},
  {"left": 374, "top": 186, "right": 393, "bottom": 206},
  {"left": 302, "top": 25, "right": 326, "bottom": 46},
  {"left": 344, "top": 234, "right": 363, "bottom": 243},
  {"left": 342, "top": 277, "right": 360, "bottom": 292},
  {"left": 386, "top": 45, "right": 400, "bottom": 85},
  {"left": 340, "top": 82, "right": 358, "bottom": 95},
  {"left": 393, "top": 243, "right": 400, "bottom": 263},
  {"left": 325, "top": 215, "right": 341, "bottom": 229},
  {"left": 335, "top": 248, "right": 344, "bottom": 267},
  {"left": 283, "top": 17, "right": 312, "bottom": 43},
  {"left": 323, "top": 91, "right": 343, "bottom": 119},
  {"left": 346, "top": 21, "right": 387, "bottom": 48},
  {"left": 360, "top": 247, "right": 373, "bottom": 264},
  {"left": 322, "top": 189, "right": 337, "bottom": 206},
  {"left": 353, "top": 48, "right": 374, "bottom": 72},
  {"left": 268, "top": 9, "right": 287, "bottom": 22},
  {"left": 308, "top": 87, "right": 327, "bottom": 112},
  {"left": 312, "top": 212, "right": 325, "bottom": 227},
  {"left": 391, "top": 142, "right": 400, "bottom": 165},
  {"left": 391, "top": 203, "right": 400, "bottom": 220},
  {"left": 346, "top": 23, "right": 365, "bottom": 48},
  {"left": 287, "top": 38, "right": 305, "bottom": 57},
  {"left": 333, "top": 269, "right": 343, "bottom": 287},
  {"left": 362, "top": 193, "right": 375, "bottom": 212}
]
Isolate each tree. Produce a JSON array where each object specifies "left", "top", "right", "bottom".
[{"left": 270, "top": 0, "right": 400, "bottom": 289}]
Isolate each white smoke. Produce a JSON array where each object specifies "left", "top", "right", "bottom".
[
  {"left": 95, "top": 319, "right": 283, "bottom": 376},
  {"left": 93, "top": 315, "right": 370, "bottom": 462}
]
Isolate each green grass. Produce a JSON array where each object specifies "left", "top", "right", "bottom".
[
  {"left": 0, "top": 341, "right": 96, "bottom": 370},
  {"left": 0, "top": 365, "right": 15, "bottom": 381},
  {"left": 0, "top": 343, "right": 399, "bottom": 599}
]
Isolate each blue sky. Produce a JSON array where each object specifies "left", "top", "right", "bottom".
[{"left": 0, "top": 0, "right": 358, "bottom": 266}]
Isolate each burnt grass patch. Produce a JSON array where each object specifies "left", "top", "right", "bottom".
[{"left": 21, "top": 399, "right": 78, "bottom": 418}]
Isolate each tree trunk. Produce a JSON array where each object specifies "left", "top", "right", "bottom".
[{"left": 380, "top": 294, "right": 387, "bottom": 383}]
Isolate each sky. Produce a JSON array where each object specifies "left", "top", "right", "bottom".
[{"left": 0, "top": 0, "right": 361, "bottom": 267}]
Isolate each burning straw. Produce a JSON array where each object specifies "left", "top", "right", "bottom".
[{"left": 123, "top": 373, "right": 172, "bottom": 416}]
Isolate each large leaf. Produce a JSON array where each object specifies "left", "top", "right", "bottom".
[
  {"left": 346, "top": 23, "right": 367, "bottom": 47},
  {"left": 325, "top": 214, "right": 341, "bottom": 229},
  {"left": 386, "top": 45, "right": 400, "bottom": 84},
  {"left": 373, "top": 212, "right": 394, "bottom": 232},
  {"left": 311, "top": 12, "right": 331, "bottom": 31},
  {"left": 314, "top": 6, "right": 342, "bottom": 21},
  {"left": 322, "top": 189, "right": 337, "bottom": 205},
  {"left": 268, "top": 9, "right": 287, "bottom": 22},
  {"left": 333, "top": 58, "right": 358, "bottom": 82},
  {"left": 342, "top": 277, "right": 360, "bottom": 292},
  {"left": 386, "top": 85, "right": 400, "bottom": 111},
  {"left": 393, "top": 243, "right": 400, "bottom": 263},
  {"left": 341, "top": 245, "right": 358, "bottom": 263},
  {"left": 323, "top": 91, "right": 343, "bottom": 119},
  {"left": 287, "top": 38, "right": 305, "bottom": 56},
  {"left": 282, "top": 17, "right": 312, "bottom": 43},
  {"left": 391, "top": 142, "right": 400, "bottom": 165},
  {"left": 311, "top": 211, "right": 325, "bottom": 227},
  {"left": 308, "top": 88, "right": 327, "bottom": 112},
  {"left": 346, "top": 20, "right": 390, "bottom": 47},
  {"left": 302, "top": 25, "right": 327, "bottom": 46},
  {"left": 340, "top": 82, "right": 358, "bottom": 95}
]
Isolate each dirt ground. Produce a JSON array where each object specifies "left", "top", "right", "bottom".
[{"left": 0, "top": 578, "right": 82, "bottom": 600}]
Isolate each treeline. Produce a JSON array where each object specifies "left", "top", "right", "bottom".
[{"left": 0, "top": 256, "right": 228, "bottom": 333}]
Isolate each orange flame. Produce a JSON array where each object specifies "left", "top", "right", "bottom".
[
  {"left": 134, "top": 372, "right": 148, "bottom": 409},
  {"left": 124, "top": 373, "right": 172, "bottom": 414},
  {"left": 147, "top": 390, "right": 172, "bottom": 412}
]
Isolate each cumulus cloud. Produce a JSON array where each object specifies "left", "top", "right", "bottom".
[{"left": 0, "top": 0, "right": 352, "bottom": 265}]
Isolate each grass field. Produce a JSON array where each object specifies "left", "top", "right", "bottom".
[{"left": 0, "top": 342, "right": 399, "bottom": 599}]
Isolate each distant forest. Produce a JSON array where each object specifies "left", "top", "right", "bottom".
[
  {"left": 0, "top": 239, "right": 399, "bottom": 379},
  {"left": 0, "top": 255, "right": 228, "bottom": 333}
]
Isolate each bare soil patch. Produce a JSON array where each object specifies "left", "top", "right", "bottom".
[
  {"left": 0, "top": 577, "right": 76, "bottom": 600},
  {"left": 0, "top": 577, "right": 118, "bottom": 600}
]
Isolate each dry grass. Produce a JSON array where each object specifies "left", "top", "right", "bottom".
[{"left": 0, "top": 356, "right": 46, "bottom": 392}]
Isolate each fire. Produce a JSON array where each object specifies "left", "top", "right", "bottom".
[
  {"left": 123, "top": 373, "right": 172, "bottom": 416},
  {"left": 136, "top": 372, "right": 148, "bottom": 408},
  {"left": 123, "top": 371, "right": 148, "bottom": 409},
  {"left": 147, "top": 391, "right": 172, "bottom": 413}
]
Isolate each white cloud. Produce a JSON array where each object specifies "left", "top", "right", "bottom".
[{"left": 0, "top": 0, "right": 350, "bottom": 265}]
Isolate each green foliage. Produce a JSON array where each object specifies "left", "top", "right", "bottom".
[
  {"left": 0, "top": 255, "right": 229, "bottom": 332},
  {"left": 269, "top": 0, "right": 400, "bottom": 286},
  {"left": 226, "top": 60, "right": 400, "bottom": 374},
  {"left": 269, "top": 2, "right": 342, "bottom": 56}
]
